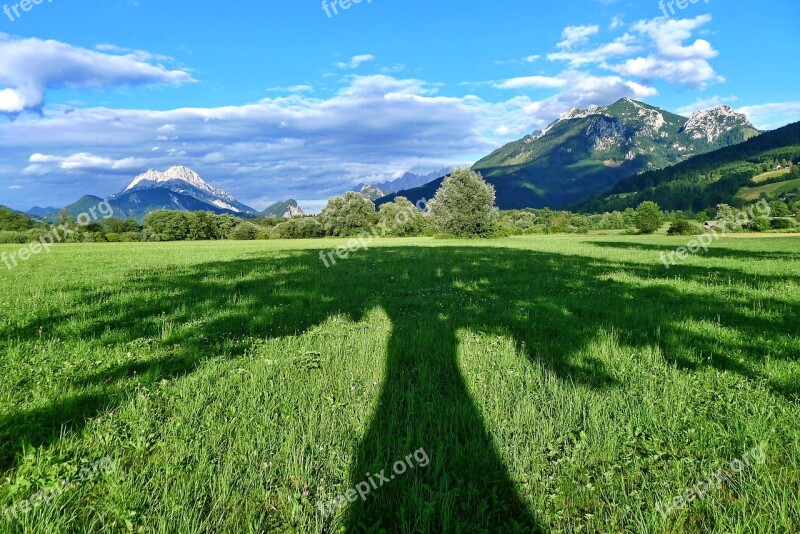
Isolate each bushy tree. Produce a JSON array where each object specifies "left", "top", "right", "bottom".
[
  {"left": 745, "top": 217, "right": 770, "bottom": 232},
  {"left": 377, "top": 196, "right": 426, "bottom": 237},
  {"left": 791, "top": 201, "right": 800, "bottom": 219},
  {"left": 428, "top": 168, "right": 498, "bottom": 237},
  {"left": 229, "top": 221, "right": 261, "bottom": 240},
  {"left": 769, "top": 201, "right": 791, "bottom": 218},
  {"left": 185, "top": 211, "right": 222, "bottom": 240},
  {"left": 634, "top": 201, "right": 664, "bottom": 234},
  {"left": 320, "top": 192, "right": 376, "bottom": 236},
  {"left": 143, "top": 210, "right": 189, "bottom": 241}
]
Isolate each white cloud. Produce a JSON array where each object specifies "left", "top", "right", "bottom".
[
  {"left": 336, "top": 54, "right": 376, "bottom": 69},
  {"left": 203, "top": 152, "right": 225, "bottom": 163},
  {"left": 0, "top": 36, "right": 194, "bottom": 114},
  {"left": 24, "top": 153, "right": 148, "bottom": 174},
  {"left": 736, "top": 102, "right": 800, "bottom": 130},
  {"left": 493, "top": 76, "right": 567, "bottom": 90},
  {"left": 557, "top": 25, "right": 600, "bottom": 49},
  {"left": 609, "top": 15, "right": 723, "bottom": 89},
  {"left": 548, "top": 33, "right": 639, "bottom": 67}
]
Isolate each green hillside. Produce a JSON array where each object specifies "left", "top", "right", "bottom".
[
  {"left": 379, "top": 99, "right": 759, "bottom": 210},
  {"left": 575, "top": 121, "right": 800, "bottom": 212}
]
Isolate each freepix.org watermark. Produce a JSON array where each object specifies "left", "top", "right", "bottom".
[
  {"left": 1, "top": 199, "right": 114, "bottom": 271},
  {"left": 656, "top": 443, "right": 766, "bottom": 517},
  {"left": 659, "top": 200, "right": 770, "bottom": 269},
  {"left": 659, "top": 0, "right": 709, "bottom": 18},
  {"left": 322, "top": 0, "right": 371, "bottom": 19},
  {"left": 318, "top": 448, "right": 430, "bottom": 519},
  {"left": 3, "top": 0, "right": 54, "bottom": 23},
  {"left": 1, "top": 456, "right": 115, "bottom": 521},
  {"left": 319, "top": 198, "right": 428, "bottom": 268}
]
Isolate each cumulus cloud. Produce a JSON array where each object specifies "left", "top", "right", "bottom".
[
  {"left": 609, "top": 15, "right": 723, "bottom": 89},
  {"left": 0, "top": 36, "right": 193, "bottom": 114}
]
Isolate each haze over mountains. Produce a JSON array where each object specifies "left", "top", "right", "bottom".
[
  {"left": 377, "top": 99, "right": 760, "bottom": 210},
  {"left": 355, "top": 167, "right": 455, "bottom": 194}
]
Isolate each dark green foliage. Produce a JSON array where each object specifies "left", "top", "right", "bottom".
[
  {"left": 576, "top": 121, "right": 800, "bottom": 212},
  {"left": 269, "top": 217, "right": 325, "bottom": 239},
  {"left": 770, "top": 218, "right": 797, "bottom": 230},
  {"left": 769, "top": 201, "right": 791, "bottom": 217},
  {"left": 667, "top": 219, "right": 695, "bottom": 236},
  {"left": 143, "top": 211, "right": 190, "bottom": 241}
]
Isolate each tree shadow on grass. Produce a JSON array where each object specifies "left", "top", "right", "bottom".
[{"left": 1, "top": 244, "right": 798, "bottom": 530}]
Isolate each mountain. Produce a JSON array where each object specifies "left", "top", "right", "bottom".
[
  {"left": 60, "top": 195, "right": 107, "bottom": 219},
  {"left": 37, "top": 166, "right": 304, "bottom": 222},
  {"left": 0, "top": 205, "right": 40, "bottom": 231},
  {"left": 112, "top": 166, "right": 256, "bottom": 216},
  {"left": 259, "top": 200, "right": 305, "bottom": 218},
  {"left": 377, "top": 99, "right": 759, "bottom": 210},
  {"left": 356, "top": 167, "right": 454, "bottom": 194},
  {"left": 574, "top": 121, "right": 800, "bottom": 213},
  {"left": 26, "top": 206, "right": 58, "bottom": 217},
  {"left": 357, "top": 184, "right": 386, "bottom": 201}
]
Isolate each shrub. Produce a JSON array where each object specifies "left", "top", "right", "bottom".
[
  {"left": 229, "top": 221, "right": 261, "bottom": 240},
  {"left": 745, "top": 217, "right": 770, "bottom": 232},
  {"left": 376, "top": 197, "right": 426, "bottom": 237},
  {"left": 770, "top": 218, "right": 797, "bottom": 230},
  {"left": 119, "top": 232, "right": 141, "bottom": 242},
  {"left": 667, "top": 219, "right": 695, "bottom": 236}
]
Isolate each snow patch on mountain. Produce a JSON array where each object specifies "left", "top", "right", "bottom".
[{"left": 123, "top": 166, "right": 251, "bottom": 213}]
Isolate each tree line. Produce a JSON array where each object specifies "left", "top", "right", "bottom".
[{"left": 2, "top": 169, "right": 798, "bottom": 244}]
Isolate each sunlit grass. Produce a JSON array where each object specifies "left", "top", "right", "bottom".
[{"left": 0, "top": 235, "right": 798, "bottom": 532}]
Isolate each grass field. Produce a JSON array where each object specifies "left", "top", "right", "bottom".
[
  {"left": 752, "top": 168, "right": 791, "bottom": 184},
  {"left": 737, "top": 176, "right": 800, "bottom": 201},
  {"left": 1, "top": 236, "right": 799, "bottom": 533}
]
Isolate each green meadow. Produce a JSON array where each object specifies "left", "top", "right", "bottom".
[{"left": 0, "top": 236, "right": 798, "bottom": 533}]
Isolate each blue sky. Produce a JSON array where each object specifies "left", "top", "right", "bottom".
[{"left": 0, "top": 0, "right": 798, "bottom": 212}]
